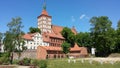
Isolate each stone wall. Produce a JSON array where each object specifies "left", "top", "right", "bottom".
[{"left": 13, "top": 49, "right": 37, "bottom": 60}]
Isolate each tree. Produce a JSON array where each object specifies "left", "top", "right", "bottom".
[
  {"left": 90, "top": 16, "right": 115, "bottom": 57},
  {"left": 76, "top": 32, "right": 92, "bottom": 53},
  {"left": 61, "top": 42, "right": 70, "bottom": 57},
  {"left": 0, "top": 32, "right": 3, "bottom": 42},
  {"left": 115, "top": 20, "right": 120, "bottom": 52},
  {"left": 117, "top": 20, "right": 120, "bottom": 28},
  {"left": 29, "top": 27, "right": 41, "bottom": 33},
  {"left": 61, "top": 27, "right": 75, "bottom": 47},
  {"left": 0, "top": 32, "right": 3, "bottom": 52},
  {"left": 3, "top": 17, "right": 26, "bottom": 64}
]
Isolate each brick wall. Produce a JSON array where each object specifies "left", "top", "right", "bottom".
[
  {"left": 37, "top": 46, "right": 47, "bottom": 60},
  {"left": 13, "top": 49, "right": 37, "bottom": 60}
]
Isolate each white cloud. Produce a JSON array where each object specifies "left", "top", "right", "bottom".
[
  {"left": 80, "top": 14, "right": 90, "bottom": 20},
  {"left": 71, "top": 16, "right": 75, "bottom": 22},
  {"left": 80, "top": 14, "right": 86, "bottom": 19}
]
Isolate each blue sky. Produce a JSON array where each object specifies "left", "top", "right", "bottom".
[{"left": 0, "top": 0, "right": 120, "bottom": 33}]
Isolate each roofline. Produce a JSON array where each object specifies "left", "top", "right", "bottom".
[{"left": 37, "top": 15, "right": 52, "bottom": 18}]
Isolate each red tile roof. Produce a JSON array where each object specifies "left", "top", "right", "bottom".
[
  {"left": 41, "top": 10, "right": 48, "bottom": 16},
  {"left": 22, "top": 33, "right": 36, "bottom": 40},
  {"left": 52, "top": 25, "right": 77, "bottom": 35},
  {"left": 70, "top": 43, "right": 81, "bottom": 51},
  {"left": 38, "top": 43, "right": 81, "bottom": 51},
  {"left": 42, "top": 25, "right": 78, "bottom": 42}
]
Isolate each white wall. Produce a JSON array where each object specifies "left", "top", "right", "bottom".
[{"left": 24, "top": 33, "right": 49, "bottom": 50}]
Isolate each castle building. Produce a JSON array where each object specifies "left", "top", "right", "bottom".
[{"left": 22, "top": 1, "right": 88, "bottom": 60}]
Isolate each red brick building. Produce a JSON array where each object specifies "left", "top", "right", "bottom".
[
  {"left": 36, "top": 2, "right": 88, "bottom": 60},
  {"left": 37, "top": 44, "right": 88, "bottom": 60},
  {"left": 23, "top": 2, "right": 88, "bottom": 60}
]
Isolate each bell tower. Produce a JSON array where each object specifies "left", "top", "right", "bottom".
[{"left": 37, "top": 0, "right": 52, "bottom": 33}]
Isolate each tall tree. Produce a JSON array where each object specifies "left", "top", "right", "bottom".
[
  {"left": 61, "top": 27, "right": 75, "bottom": 47},
  {"left": 0, "top": 32, "right": 3, "bottom": 42},
  {"left": 90, "top": 16, "right": 115, "bottom": 57},
  {"left": 61, "top": 42, "right": 70, "bottom": 57},
  {"left": 117, "top": 20, "right": 120, "bottom": 28},
  {"left": 115, "top": 20, "right": 120, "bottom": 52},
  {"left": 29, "top": 27, "right": 41, "bottom": 33},
  {"left": 0, "top": 32, "right": 3, "bottom": 52},
  {"left": 3, "top": 17, "right": 26, "bottom": 63},
  {"left": 76, "top": 32, "right": 92, "bottom": 52}
]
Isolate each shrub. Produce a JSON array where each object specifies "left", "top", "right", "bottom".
[
  {"left": 0, "top": 53, "right": 10, "bottom": 65},
  {"left": 0, "top": 56, "right": 9, "bottom": 65},
  {"left": 38, "top": 60, "right": 47, "bottom": 68},
  {"left": 30, "top": 59, "right": 39, "bottom": 66},
  {"left": 18, "top": 58, "right": 31, "bottom": 66},
  {"left": 13, "top": 59, "right": 19, "bottom": 64}
]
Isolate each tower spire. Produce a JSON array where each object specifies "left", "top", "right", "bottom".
[{"left": 43, "top": 0, "right": 46, "bottom": 10}]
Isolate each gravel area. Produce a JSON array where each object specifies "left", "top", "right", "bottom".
[{"left": 79, "top": 57, "right": 120, "bottom": 62}]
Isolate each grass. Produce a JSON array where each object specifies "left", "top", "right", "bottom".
[{"left": 47, "top": 59, "right": 120, "bottom": 68}]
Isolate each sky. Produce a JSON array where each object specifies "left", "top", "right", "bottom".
[{"left": 0, "top": 0, "right": 120, "bottom": 33}]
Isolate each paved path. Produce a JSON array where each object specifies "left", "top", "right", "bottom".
[{"left": 17, "top": 66, "right": 30, "bottom": 68}]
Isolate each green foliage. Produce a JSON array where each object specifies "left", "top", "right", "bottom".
[
  {"left": 18, "top": 58, "right": 31, "bottom": 66},
  {"left": 29, "top": 27, "right": 41, "bottom": 33},
  {"left": 61, "top": 42, "right": 70, "bottom": 54},
  {"left": 114, "top": 20, "right": 120, "bottom": 53},
  {"left": 13, "top": 59, "right": 19, "bottom": 64},
  {"left": 117, "top": 20, "right": 120, "bottom": 28},
  {"left": 0, "top": 32, "right": 3, "bottom": 42},
  {"left": 30, "top": 59, "right": 39, "bottom": 66},
  {"left": 3, "top": 17, "right": 26, "bottom": 64},
  {"left": 76, "top": 32, "right": 92, "bottom": 47},
  {"left": 15, "top": 59, "right": 47, "bottom": 68},
  {"left": 0, "top": 52, "right": 10, "bottom": 65},
  {"left": 0, "top": 57, "right": 9, "bottom": 65},
  {"left": 76, "top": 32, "right": 92, "bottom": 53},
  {"left": 38, "top": 60, "right": 47, "bottom": 68},
  {"left": 61, "top": 27, "right": 75, "bottom": 47},
  {"left": 90, "top": 16, "right": 116, "bottom": 57},
  {"left": 3, "top": 32, "right": 15, "bottom": 52}
]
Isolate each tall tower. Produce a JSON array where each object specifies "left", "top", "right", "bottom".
[{"left": 37, "top": 0, "right": 52, "bottom": 33}]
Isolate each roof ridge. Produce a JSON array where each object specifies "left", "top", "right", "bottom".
[{"left": 52, "top": 25, "right": 64, "bottom": 28}]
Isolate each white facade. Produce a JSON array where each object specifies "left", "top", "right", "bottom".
[
  {"left": 24, "top": 33, "right": 49, "bottom": 50},
  {"left": 38, "top": 16, "right": 52, "bottom": 33}
]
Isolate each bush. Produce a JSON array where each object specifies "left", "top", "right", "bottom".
[
  {"left": 17, "top": 58, "right": 47, "bottom": 68},
  {"left": 30, "top": 59, "right": 39, "bottom": 66},
  {"left": 13, "top": 59, "right": 19, "bottom": 64},
  {"left": 0, "top": 56, "right": 9, "bottom": 65},
  {"left": 0, "top": 53, "right": 10, "bottom": 65},
  {"left": 38, "top": 60, "right": 47, "bottom": 68},
  {"left": 18, "top": 58, "right": 31, "bottom": 66}
]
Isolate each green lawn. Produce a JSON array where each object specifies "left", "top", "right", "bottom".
[{"left": 47, "top": 59, "right": 120, "bottom": 68}]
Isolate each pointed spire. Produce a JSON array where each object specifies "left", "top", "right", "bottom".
[
  {"left": 43, "top": 0, "right": 46, "bottom": 10},
  {"left": 40, "top": 0, "right": 49, "bottom": 16}
]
